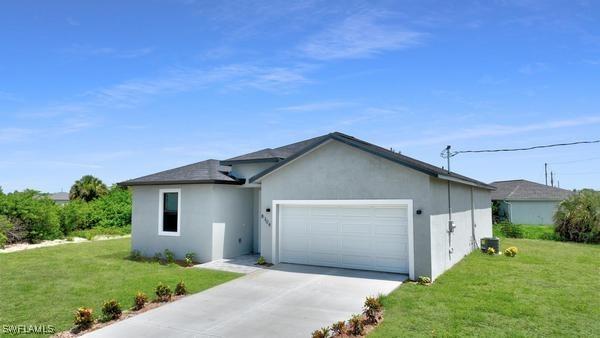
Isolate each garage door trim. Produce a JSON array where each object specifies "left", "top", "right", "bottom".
[{"left": 272, "top": 199, "right": 414, "bottom": 279}]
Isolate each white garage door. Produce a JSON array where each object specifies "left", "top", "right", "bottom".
[{"left": 279, "top": 202, "right": 410, "bottom": 273}]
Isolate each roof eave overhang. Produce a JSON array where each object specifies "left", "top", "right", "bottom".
[
  {"left": 118, "top": 179, "right": 245, "bottom": 187},
  {"left": 437, "top": 174, "right": 496, "bottom": 190}
]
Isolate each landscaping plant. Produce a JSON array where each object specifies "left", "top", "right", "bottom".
[
  {"left": 153, "top": 252, "right": 163, "bottom": 262},
  {"left": 311, "top": 326, "right": 331, "bottom": 338},
  {"left": 417, "top": 276, "right": 432, "bottom": 285},
  {"left": 101, "top": 299, "right": 122, "bottom": 320},
  {"left": 133, "top": 291, "right": 149, "bottom": 310},
  {"left": 496, "top": 221, "right": 524, "bottom": 238},
  {"left": 504, "top": 246, "right": 518, "bottom": 257},
  {"left": 256, "top": 256, "right": 266, "bottom": 265},
  {"left": 349, "top": 314, "right": 365, "bottom": 336},
  {"left": 175, "top": 280, "right": 187, "bottom": 296},
  {"left": 155, "top": 282, "right": 172, "bottom": 302},
  {"left": 184, "top": 252, "right": 196, "bottom": 266},
  {"left": 73, "top": 307, "right": 94, "bottom": 329},
  {"left": 129, "top": 249, "right": 142, "bottom": 261},
  {"left": 363, "top": 296, "right": 383, "bottom": 324},
  {"left": 331, "top": 321, "right": 347, "bottom": 336},
  {"left": 164, "top": 249, "right": 175, "bottom": 264},
  {"left": 486, "top": 247, "right": 496, "bottom": 255}
]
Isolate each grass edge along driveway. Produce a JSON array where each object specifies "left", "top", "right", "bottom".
[
  {"left": 0, "top": 238, "right": 240, "bottom": 336},
  {"left": 370, "top": 238, "right": 600, "bottom": 337}
]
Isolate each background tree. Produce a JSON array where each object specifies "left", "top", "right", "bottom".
[
  {"left": 554, "top": 189, "right": 600, "bottom": 243},
  {"left": 69, "top": 175, "right": 109, "bottom": 202}
]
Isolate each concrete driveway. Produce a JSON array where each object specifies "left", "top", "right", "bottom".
[{"left": 85, "top": 264, "right": 405, "bottom": 338}]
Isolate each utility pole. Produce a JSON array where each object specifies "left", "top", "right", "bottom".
[
  {"left": 545, "top": 163, "right": 548, "bottom": 185},
  {"left": 550, "top": 171, "right": 554, "bottom": 187}
]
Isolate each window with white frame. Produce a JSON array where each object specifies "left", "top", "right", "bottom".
[{"left": 158, "top": 189, "right": 180, "bottom": 236}]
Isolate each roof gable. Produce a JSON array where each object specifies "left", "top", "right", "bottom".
[
  {"left": 249, "top": 132, "right": 495, "bottom": 190},
  {"left": 490, "top": 179, "right": 574, "bottom": 200}
]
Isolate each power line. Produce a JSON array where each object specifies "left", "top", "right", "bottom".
[{"left": 442, "top": 139, "right": 600, "bottom": 158}]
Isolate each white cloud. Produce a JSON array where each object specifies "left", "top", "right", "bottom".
[
  {"left": 396, "top": 116, "right": 600, "bottom": 147},
  {"left": 61, "top": 44, "right": 154, "bottom": 59},
  {"left": 299, "top": 11, "right": 423, "bottom": 60},
  {"left": 278, "top": 101, "right": 354, "bottom": 112}
]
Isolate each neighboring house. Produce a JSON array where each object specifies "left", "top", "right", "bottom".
[
  {"left": 120, "top": 132, "right": 493, "bottom": 280},
  {"left": 50, "top": 192, "right": 70, "bottom": 205},
  {"left": 491, "top": 179, "right": 574, "bottom": 225}
]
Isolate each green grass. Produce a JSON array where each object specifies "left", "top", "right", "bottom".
[
  {"left": 493, "top": 223, "right": 557, "bottom": 240},
  {"left": 0, "top": 238, "right": 240, "bottom": 336},
  {"left": 370, "top": 239, "right": 600, "bottom": 337}
]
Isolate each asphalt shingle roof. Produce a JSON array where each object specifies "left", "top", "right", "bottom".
[
  {"left": 221, "top": 135, "right": 328, "bottom": 164},
  {"left": 119, "top": 159, "right": 243, "bottom": 186},
  {"left": 490, "top": 179, "right": 574, "bottom": 201}
]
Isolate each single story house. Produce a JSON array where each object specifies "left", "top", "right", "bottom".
[
  {"left": 50, "top": 192, "right": 70, "bottom": 205},
  {"left": 120, "top": 132, "right": 493, "bottom": 280},
  {"left": 491, "top": 179, "right": 574, "bottom": 225}
]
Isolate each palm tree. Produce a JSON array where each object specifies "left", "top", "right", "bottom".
[{"left": 69, "top": 175, "right": 109, "bottom": 202}]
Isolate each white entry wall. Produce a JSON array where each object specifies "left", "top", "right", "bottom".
[{"left": 273, "top": 200, "right": 414, "bottom": 278}]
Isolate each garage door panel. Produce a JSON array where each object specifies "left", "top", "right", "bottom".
[{"left": 280, "top": 203, "right": 410, "bottom": 274}]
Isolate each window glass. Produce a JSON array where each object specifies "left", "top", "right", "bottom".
[{"left": 163, "top": 192, "right": 178, "bottom": 232}]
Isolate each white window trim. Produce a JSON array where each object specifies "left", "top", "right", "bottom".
[
  {"left": 158, "top": 188, "right": 181, "bottom": 237},
  {"left": 271, "top": 199, "right": 414, "bottom": 280}
]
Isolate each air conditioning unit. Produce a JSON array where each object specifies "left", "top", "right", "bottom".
[{"left": 480, "top": 237, "right": 500, "bottom": 253}]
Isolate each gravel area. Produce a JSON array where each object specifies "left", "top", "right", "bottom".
[{"left": 0, "top": 235, "right": 130, "bottom": 253}]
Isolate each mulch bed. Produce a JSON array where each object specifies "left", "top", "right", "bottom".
[{"left": 52, "top": 295, "right": 186, "bottom": 338}]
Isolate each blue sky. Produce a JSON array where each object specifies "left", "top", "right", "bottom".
[{"left": 1, "top": 0, "right": 599, "bottom": 192}]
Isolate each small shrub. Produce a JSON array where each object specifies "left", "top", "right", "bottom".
[
  {"left": 497, "top": 221, "right": 524, "bottom": 238},
  {"left": 175, "top": 280, "right": 187, "bottom": 296},
  {"left": 73, "top": 307, "right": 94, "bottom": 328},
  {"left": 311, "top": 326, "right": 330, "bottom": 338},
  {"left": 504, "top": 246, "right": 518, "bottom": 257},
  {"left": 348, "top": 314, "right": 364, "bottom": 336},
  {"left": 486, "top": 247, "right": 496, "bottom": 255},
  {"left": 101, "top": 299, "right": 122, "bottom": 320},
  {"left": 257, "top": 256, "right": 266, "bottom": 265},
  {"left": 554, "top": 189, "right": 600, "bottom": 243},
  {"left": 155, "top": 282, "right": 172, "bottom": 302},
  {"left": 66, "top": 236, "right": 74, "bottom": 242},
  {"left": 417, "top": 276, "right": 432, "bottom": 285},
  {"left": 331, "top": 321, "right": 346, "bottom": 335},
  {"left": 185, "top": 252, "right": 196, "bottom": 266},
  {"left": 133, "top": 291, "right": 148, "bottom": 310},
  {"left": 129, "top": 249, "right": 142, "bottom": 261},
  {"left": 363, "top": 296, "right": 383, "bottom": 324},
  {"left": 153, "top": 252, "right": 163, "bottom": 262},
  {"left": 85, "top": 232, "right": 94, "bottom": 241},
  {"left": 164, "top": 249, "right": 175, "bottom": 264}
]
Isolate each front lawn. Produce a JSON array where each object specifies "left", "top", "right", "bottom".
[
  {"left": 370, "top": 239, "right": 600, "bottom": 337},
  {"left": 0, "top": 238, "right": 240, "bottom": 335},
  {"left": 493, "top": 223, "right": 556, "bottom": 240}
]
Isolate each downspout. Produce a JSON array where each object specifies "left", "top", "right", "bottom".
[
  {"left": 445, "top": 146, "right": 454, "bottom": 257},
  {"left": 470, "top": 187, "right": 478, "bottom": 249}
]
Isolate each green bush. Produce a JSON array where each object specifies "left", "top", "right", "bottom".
[
  {"left": 0, "top": 190, "right": 61, "bottom": 242},
  {"left": 133, "top": 291, "right": 149, "bottom": 310},
  {"left": 73, "top": 307, "right": 94, "bottom": 328},
  {"left": 59, "top": 200, "right": 92, "bottom": 233},
  {"left": 164, "top": 249, "right": 175, "bottom": 264},
  {"left": 554, "top": 189, "right": 600, "bottom": 243},
  {"left": 417, "top": 276, "right": 432, "bottom": 285},
  {"left": 496, "top": 221, "right": 524, "bottom": 238},
  {"left": 257, "top": 256, "right": 266, "bottom": 265},
  {"left": 0, "top": 215, "right": 13, "bottom": 248},
  {"left": 101, "top": 299, "right": 122, "bottom": 320},
  {"left": 175, "top": 280, "right": 187, "bottom": 296},
  {"left": 155, "top": 283, "right": 172, "bottom": 302},
  {"left": 184, "top": 252, "right": 196, "bottom": 266},
  {"left": 88, "top": 186, "right": 131, "bottom": 228}
]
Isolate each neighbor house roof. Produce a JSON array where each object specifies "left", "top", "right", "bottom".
[
  {"left": 50, "top": 192, "right": 69, "bottom": 202},
  {"left": 119, "top": 159, "right": 244, "bottom": 186},
  {"left": 490, "top": 179, "right": 574, "bottom": 201},
  {"left": 248, "top": 132, "right": 495, "bottom": 190}
]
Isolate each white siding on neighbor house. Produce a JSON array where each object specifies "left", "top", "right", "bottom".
[
  {"left": 504, "top": 200, "right": 559, "bottom": 225},
  {"left": 131, "top": 184, "right": 254, "bottom": 262},
  {"left": 429, "top": 179, "right": 492, "bottom": 279},
  {"left": 259, "top": 140, "right": 433, "bottom": 278}
]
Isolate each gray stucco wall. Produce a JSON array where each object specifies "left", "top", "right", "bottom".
[
  {"left": 504, "top": 200, "right": 559, "bottom": 225},
  {"left": 259, "top": 140, "right": 433, "bottom": 278},
  {"left": 429, "top": 179, "right": 492, "bottom": 279},
  {"left": 131, "top": 184, "right": 254, "bottom": 262}
]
